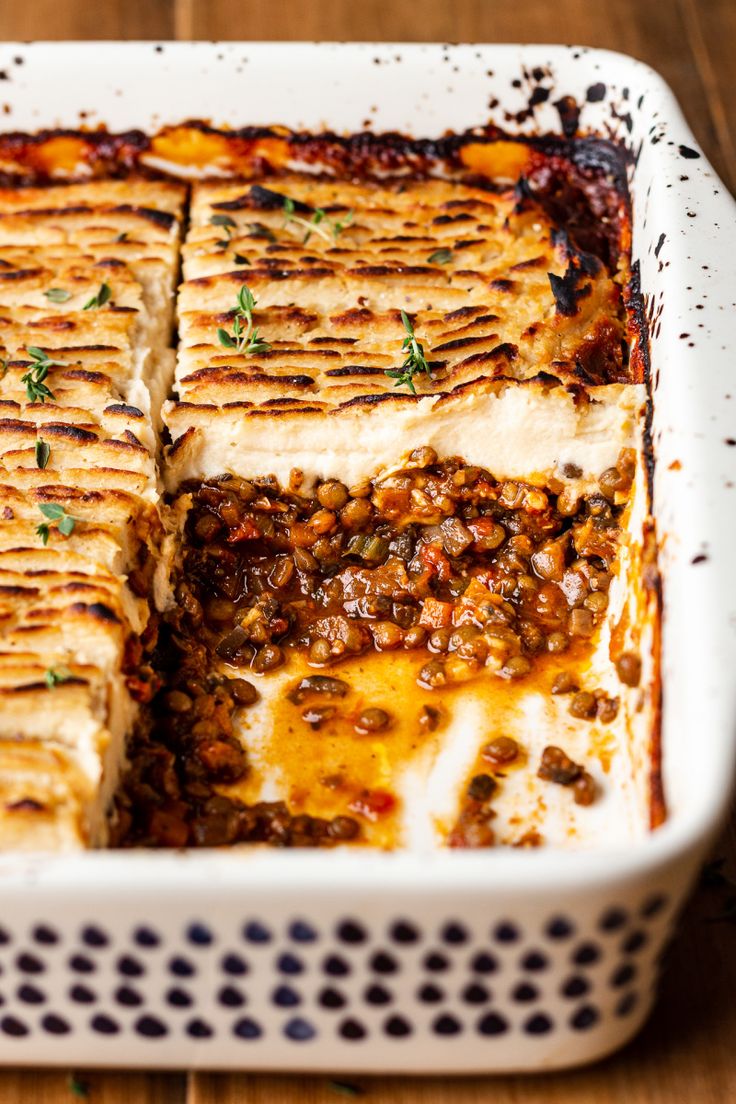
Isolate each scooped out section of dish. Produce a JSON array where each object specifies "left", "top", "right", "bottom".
[{"left": 112, "top": 445, "right": 656, "bottom": 851}]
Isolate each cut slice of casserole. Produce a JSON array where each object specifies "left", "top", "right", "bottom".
[{"left": 0, "top": 178, "right": 186, "bottom": 850}]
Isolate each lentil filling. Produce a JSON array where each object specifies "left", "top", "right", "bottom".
[{"left": 114, "top": 447, "right": 636, "bottom": 849}]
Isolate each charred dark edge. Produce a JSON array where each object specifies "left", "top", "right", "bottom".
[
  {"left": 625, "top": 260, "right": 663, "bottom": 827},
  {"left": 627, "top": 260, "right": 655, "bottom": 505},
  {"left": 0, "top": 123, "right": 631, "bottom": 198}
]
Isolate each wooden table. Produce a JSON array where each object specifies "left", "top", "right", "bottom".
[{"left": 0, "top": 0, "right": 734, "bottom": 1100}]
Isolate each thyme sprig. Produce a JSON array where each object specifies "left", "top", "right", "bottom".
[
  {"left": 283, "top": 197, "right": 354, "bottom": 244},
  {"left": 384, "top": 310, "right": 432, "bottom": 394},
  {"left": 217, "top": 285, "right": 271, "bottom": 356},
  {"left": 21, "top": 346, "right": 63, "bottom": 404},
  {"left": 45, "top": 665, "right": 72, "bottom": 689},
  {"left": 36, "top": 502, "right": 77, "bottom": 545},
  {"left": 210, "top": 213, "right": 237, "bottom": 249}
]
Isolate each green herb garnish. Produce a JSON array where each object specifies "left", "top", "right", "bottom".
[
  {"left": 210, "top": 212, "right": 237, "bottom": 249},
  {"left": 35, "top": 438, "right": 50, "bottom": 469},
  {"left": 247, "top": 222, "right": 277, "bottom": 242},
  {"left": 384, "top": 310, "right": 431, "bottom": 394},
  {"left": 44, "top": 287, "right": 72, "bottom": 303},
  {"left": 114, "top": 231, "right": 128, "bottom": 243},
  {"left": 21, "top": 346, "right": 63, "bottom": 404},
  {"left": 283, "top": 197, "right": 354, "bottom": 244},
  {"left": 328, "top": 1081, "right": 364, "bottom": 1098},
  {"left": 427, "top": 248, "right": 453, "bottom": 264},
  {"left": 83, "top": 282, "right": 112, "bottom": 310},
  {"left": 36, "top": 502, "right": 76, "bottom": 545},
  {"left": 67, "top": 1073, "right": 90, "bottom": 1098},
  {"left": 217, "top": 284, "right": 271, "bottom": 356},
  {"left": 45, "top": 664, "right": 72, "bottom": 689}
]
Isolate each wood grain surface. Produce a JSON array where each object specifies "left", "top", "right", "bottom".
[{"left": 0, "top": 0, "right": 734, "bottom": 1100}]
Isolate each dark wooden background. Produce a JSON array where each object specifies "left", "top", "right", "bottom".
[{"left": 0, "top": 1, "right": 734, "bottom": 1100}]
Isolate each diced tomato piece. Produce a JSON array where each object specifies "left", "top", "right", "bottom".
[
  {"left": 349, "top": 789, "right": 397, "bottom": 822},
  {"left": 419, "top": 596, "right": 454, "bottom": 629},
  {"left": 226, "top": 517, "right": 261, "bottom": 543},
  {"left": 419, "top": 542, "right": 451, "bottom": 582}
]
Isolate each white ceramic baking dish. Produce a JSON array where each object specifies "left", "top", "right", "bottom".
[{"left": 0, "top": 41, "right": 735, "bottom": 1074}]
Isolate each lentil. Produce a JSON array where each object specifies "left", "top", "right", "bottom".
[
  {"left": 355, "top": 707, "right": 391, "bottom": 733},
  {"left": 616, "top": 652, "right": 642, "bottom": 687},
  {"left": 481, "top": 736, "right": 519, "bottom": 765},
  {"left": 569, "top": 690, "right": 598, "bottom": 719}
]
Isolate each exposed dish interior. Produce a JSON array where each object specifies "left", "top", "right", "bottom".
[{"left": 0, "top": 126, "right": 661, "bottom": 852}]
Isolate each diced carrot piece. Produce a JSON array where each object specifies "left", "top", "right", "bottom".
[{"left": 419, "top": 597, "right": 454, "bottom": 629}]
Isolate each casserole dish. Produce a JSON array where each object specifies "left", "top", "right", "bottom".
[{"left": 0, "top": 40, "right": 734, "bottom": 1073}]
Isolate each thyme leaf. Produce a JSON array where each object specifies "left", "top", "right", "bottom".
[
  {"left": 427, "top": 248, "right": 453, "bottom": 264},
  {"left": 45, "top": 665, "right": 72, "bottom": 689},
  {"left": 384, "top": 310, "right": 432, "bottom": 394},
  {"left": 210, "top": 213, "right": 237, "bottom": 250},
  {"left": 247, "top": 222, "right": 277, "bottom": 242},
  {"left": 44, "top": 287, "right": 72, "bottom": 303},
  {"left": 67, "top": 1073, "right": 91, "bottom": 1098},
  {"left": 35, "top": 438, "right": 50, "bottom": 469},
  {"left": 83, "top": 282, "right": 112, "bottom": 310}
]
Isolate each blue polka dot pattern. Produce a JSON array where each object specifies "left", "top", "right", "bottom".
[
  {"left": 370, "top": 951, "right": 398, "bottom": 975},
  {"left": 81, "top": 926, "right": 108, "bottom": 948},
  {"left": 233, "top": 1017, "right": 262, "bottom": 1040},
  {"left": 477, "top": 1012, "right": 509, "bottom": 1036},
  {"left": 17, "top": 984, "right": 44, "bottom": 1005},
  {"left": 221, "top": 953, "right": 248, "bottom": 976},
  {"left": 135, "top": 1015, "right": 167, "bottom": 1038},
  {"left": 336, "top": 921, "right": 366, "bottom": 945},
  {"left": 494, "top": 922, "right": 520, "bottom": 944},
  {"left": 322, "top": 954, "right": 350, "bottom": 977},
  {"left": 243, "top": 922, "right": 271, "bottom": 944},
  {"left": 289, "top": 921, "right": 317, "bottom": 943},
  {"left": 390, "top": 921, "right": 420, "bottom": 944},
  {"left": 272, "top": 984, "right": 300, "bottom": 1008},
  {"left": 186, "top": 923, "right": 213, "bottom": 947},
  {"left": 134, "top": 927, "right": 160, "bottom": 949},
  {"left": 339, "top": 1018, "right": 367, "bottom": 1040},
  {"left": 0, "top": 898, "right": 664, "bottom": 1054},
  {"left": 187, "top": 1018, "right": 213, "bottom": 1039},
  {"left": 524, "top": 1013, "right": 553, "bottom": 1035},
  {"left": 570, "top": 1005, "right": 600, "bottom": 1030},
  {"left": 167, "top": 988, "right": 192, "bottom": 1008},
  {"left": 284, "top": 1017, "right": 315, "bottom": 1042},
  {"left": 277, "top": 952, "right": 304, "bottom": 976},
  {"left": 433, "top": 1013, "right": 462, "bottom": 1035},
  {"left": 545, "top": 917, "right": 575, "bottom": 940},
  {"left": 218, "top": 986, "right": 245, "bottom": 1008},
  {"left": 169, "top": 957, "right": 195, "bottom": 978},
  {"left": 32, "top": 926, "right": 58, "bottom": 946},
  {"left": 41, "top": 1013, "right": 70, "bottom": 1035},
  {"left": 69, "top": 955, "right": 95, "bottom": 974},
  {"left": 90, "top": 1014, "right": 119, "bottom": 1035},
  {"left": 384, "top": 1014, "right": 412, "bottom": 1037},
  {"left": 441, "top": 922, "right": 467, "bottom": 945}
]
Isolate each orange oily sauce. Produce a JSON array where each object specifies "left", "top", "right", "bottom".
[{"left": 221, "top": 639, "right": 606, "bottom": 849}]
